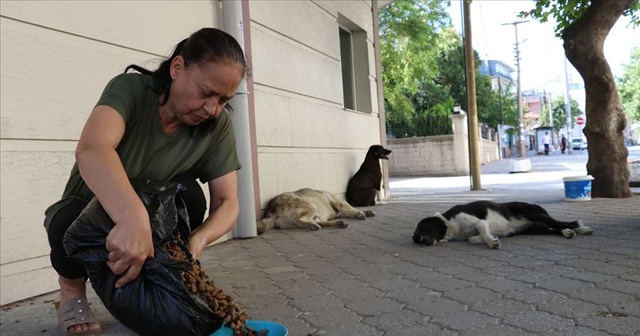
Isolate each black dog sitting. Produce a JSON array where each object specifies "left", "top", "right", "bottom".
[{"left": 346, "top": 145, "right": 392, "bottom": 206}]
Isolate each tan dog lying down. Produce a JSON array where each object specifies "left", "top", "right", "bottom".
[{"left": 257, "top": 188, "right": 375, "bottom": 234}]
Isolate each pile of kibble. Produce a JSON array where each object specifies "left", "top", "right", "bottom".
[{"left": 166, "top": 233, "right": 267, "bottom": 336}]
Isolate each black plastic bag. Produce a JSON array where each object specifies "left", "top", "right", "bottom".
[{"left": 63, "top": 180, "right": 222, "bottom": 336}]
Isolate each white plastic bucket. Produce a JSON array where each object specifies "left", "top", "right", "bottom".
[{"left": 563, "top": 175, "right": 594, "bottom": 201}]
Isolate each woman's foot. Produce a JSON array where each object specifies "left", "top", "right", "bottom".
[{"left": 57, "top": 276, "right": 102, "bottom": 335}]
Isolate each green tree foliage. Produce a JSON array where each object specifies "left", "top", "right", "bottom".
[
  {"left": 520, "top": 0, "right": 639, "bottom": 37},
  {"left": 380, "top": 0, "right": 519, "bottom": 138},
  {"left": 379, "top": 0, "right": 451, "bottom": 125},
  {"left": 537, "top": 96, "right": 583, "bottom": 132},
  {"left": 617, "top": 46, "right": 640, "bottom": 122}
]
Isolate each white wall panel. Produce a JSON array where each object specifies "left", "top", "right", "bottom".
[
  {"left": 251, "top": 26, "right": 343, "bottom": 103},
  {"left": 1, "top": 19, "right": 158, "bottom": 140},
  {"left": 0, "top": 1, "right": 217, "bottom": 56},
  {"left": 0, "top": 146, "right": 76, "bottom": 265},
  {"left": 253, "top": 89, "right": 294, "bottom": 147},
  {"left": 249, "top": 0, "right": 339, "bottom": 59},
  {"left": 257, "top": 149, "right": 359, "bottom": 207}
]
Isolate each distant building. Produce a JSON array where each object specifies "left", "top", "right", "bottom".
[
  {"left": 522, "top": 90, "right": 546, "bottom": 129},
  {"left": 480, "top": 60, "right": 515, "bottom": 91}
]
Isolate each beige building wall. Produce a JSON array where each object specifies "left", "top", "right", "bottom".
[
  {"left": 1, "top": 1, "right": 386, "bottom": 304},
  {"left": 0, "top": 1, "right": 221, "bottom": 305},
  {"left": 249, "top": 1, "right": 383, "bottom": 205}
]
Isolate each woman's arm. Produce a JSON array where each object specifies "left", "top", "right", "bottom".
[
  {"left": 75, "top": 105, "right": 153, "bottom": 288},
  {"left": 188, "top": 171, "right": 239, "bottom": 259}
]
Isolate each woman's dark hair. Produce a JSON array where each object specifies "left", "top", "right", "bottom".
[{"left": 125, "top": 28, "right": 246, "bottom": 134}]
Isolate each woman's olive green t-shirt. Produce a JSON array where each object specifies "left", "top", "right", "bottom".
[{"left": 44, "top": 73, "right": 241, "bottom": 230}]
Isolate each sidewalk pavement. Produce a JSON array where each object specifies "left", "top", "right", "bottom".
[{"left": 2, "top": 185, "right": 639, "bottom": 336}]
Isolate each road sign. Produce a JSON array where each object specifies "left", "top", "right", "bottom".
[{"left": 576, "top": 117, "right": 584, "bottom": 125}]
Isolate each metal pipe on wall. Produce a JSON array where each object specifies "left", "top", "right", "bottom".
[{"left": 222, "top": 0, "right": 258, "bottom": 237}]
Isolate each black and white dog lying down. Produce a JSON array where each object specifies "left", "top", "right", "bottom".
[{"left": 413, "top": 200, "right": 593, "bottom": 249}]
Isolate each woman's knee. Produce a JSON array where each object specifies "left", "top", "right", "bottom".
[{"left": 46, "top": 200, "right": 89, "bottom": 279}]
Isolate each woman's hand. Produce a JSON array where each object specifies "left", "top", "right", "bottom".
[
  {"left": 105, "top": 215, "right": 154, "bottom": 288},
  {"left": 187, "top": 172, "right": 239, "bottom": 260},
  {"left": 187, "top": 233, "right": 208, "bottom": 260}
]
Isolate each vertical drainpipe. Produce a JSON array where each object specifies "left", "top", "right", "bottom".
[
  {"left": 222, "top": 0, "right": 259, "bottom": 237},
  {"left": 372, "top": 0, "right": 390, "bottom": 200}
]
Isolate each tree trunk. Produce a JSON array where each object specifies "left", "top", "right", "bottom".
[{"left": 562, "top": 0, "right": 633, "bottom": 198}]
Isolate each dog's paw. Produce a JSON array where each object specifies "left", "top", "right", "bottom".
[
  {"left": 364, "top": 210, "right": 375, "bottom": 218},
  {"left": 488, "top": 238, "right": 501, "bottom": 249},
  {"left": 310, "top": 223, "right": 322, "bottom": 231},
  {"left": 562, "top": 229, "right": 576, "bottom": 238},
  {"left": 575, "top": 226, "right": 593, "bottom": 235},
  {"left": 337, "top": 221, "right": 349, "bottom": 229},
  {"left": 356, "top": 212, "right": 367, "bottom": 220}
]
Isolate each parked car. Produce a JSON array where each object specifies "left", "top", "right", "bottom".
[{"left": 572, "top": 138, "right": 587, "bottom": 150}]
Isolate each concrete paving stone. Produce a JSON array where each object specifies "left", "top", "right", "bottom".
[
  {"left": 299, "top": 307, "right": 363, "bottom": 329},
  {"left": 441, "top": 286, "right": 501, "bottom": 304},
  {"left": 362, "top": 309, "right": 427, "bottom": 331},
  {"left": 419, "top": 277, "right": 476, "bottom": 292},
  {"left": 503, "top": 310, "right": 576, "bottom": 333},
  {"left": 615, "top": 299, "right": 640, "bottom": 318},
  {"left": 570, "top": 288, "right": 637, "bottom": 305},
  {"left": 536, "top": 296, "right": 608, "bottom": 318},
  {"left": 330, "top": 284, "right": 385, "bottom": 303},
  {"left": 469, "top": 298, "right": 534, "bottom": 317},
  {"left": 536, "top": 276, "right": 595, "bottom": 294},
  {"left": 316, "top": 277, "right": 368, "bottom": 292},
  {"left": 312, "top": 323, "right": 384, "bottom": 336},
  {"left": 460, "top": 324, "right": 536, "bottom": 336},
  {"left": 563, "top": 269, "right": 620, "bottom": 283},
  {"left": 301, "top": 265, "right": 346, "bottom": 278},
  {"left": 264, "top": 270, "right": 309, "bottom": 283},
  {"left": 395, "top": 268, "right": 450, "bottom": 283},
  {"left": 546, "top": 326, "right": 619, "bottom": 336},
  {"left": 597, "top": 278, "right": 640, "bottom": 294},
  {"left": 576, "top": 314, "right": 640, "bottom": 336},
  {"left": 345, "top": 297, "right": 404, "bottom": 316},
  {"left": 288, "top": 293, "right": 345, "bottom": 312},
  {"left": 611, "top": 258, "right": 640, "bottom": 269},
  {"left": 483, "top": 265, "right": 556, "bottom": 283},
  {"left": 395, "top": 253, "right": 445, "bottom": 269},
  {"left": 354, "top": 273, "right": 419, "bottom": 292},
  {"left": 431, "top": 310, "right": 498, "bottom": 331},
  {"left": 504, "top": 288, "right": 568, "bottom": 305},
  {"left": 275, "top": 278, "right": 329, "bottom": 298},
  {"left": 382, "top": 323, "right": 460, "bottom": 336},
  {"left": 477, "top": 278, "right": 533, "bottom": 292},
  {"left": 434, "top": 264, "right": 501, "bottom": 278},
  {"left": 384, "top": 286, "right": 441, "bottom": 303},
  {"left": 404, "top": 296, "right": 466, "bottom": 316},
  {"left": 308, "top": 272, "right": 356, "bottom": 287}
]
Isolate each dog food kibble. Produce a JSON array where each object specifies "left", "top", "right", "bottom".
[{"left": 166, "top": 233, "right": 267, "bottom": 336}]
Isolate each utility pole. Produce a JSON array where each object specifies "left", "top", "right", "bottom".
[
  {"left": 463, "top": 0, "right": 481, "bottom": 190},
  {"left": 502, "top": 20, "right": 528, "bottom": 158}
]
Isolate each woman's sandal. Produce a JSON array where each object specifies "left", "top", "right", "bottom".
[{"left": 55, "top": 296, "right": 103, "bottom": 336}]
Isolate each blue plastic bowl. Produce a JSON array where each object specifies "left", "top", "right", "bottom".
[{"left": 210, "top": 320, "right": 288, "bottom": 336}]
